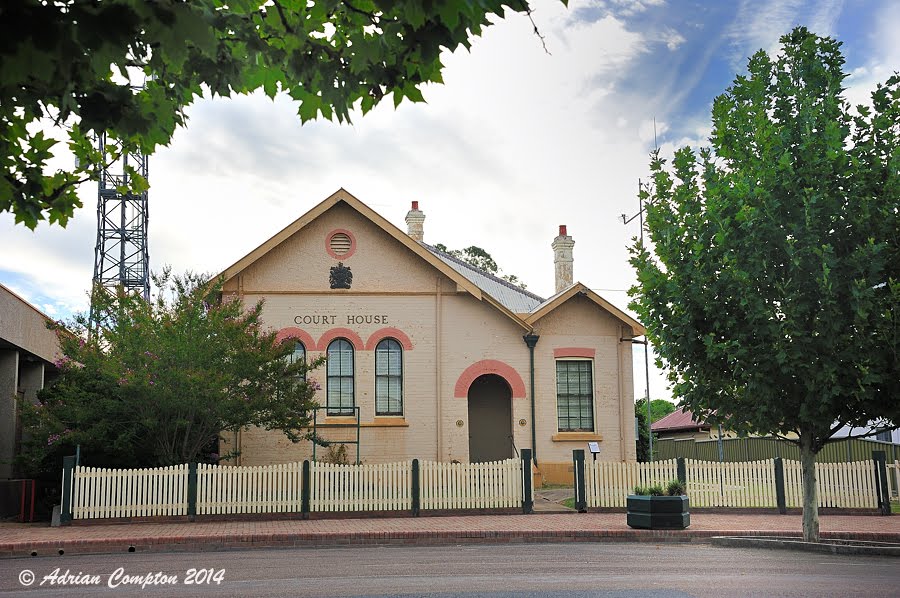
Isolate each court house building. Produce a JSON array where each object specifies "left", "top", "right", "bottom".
[{"left": 219, "top": 189, "right": 643, "bottom": 484}]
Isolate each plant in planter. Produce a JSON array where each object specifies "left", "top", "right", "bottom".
[{"left": 627, "top": 479, "right": 690, "bottom": 529}]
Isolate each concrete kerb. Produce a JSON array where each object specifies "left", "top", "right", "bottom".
[
  {"left": 4, "top": 528, "right": 900, "bottom": 559},
  {"left": 711, "top": 536, "right": 900, "bottom": 557}
]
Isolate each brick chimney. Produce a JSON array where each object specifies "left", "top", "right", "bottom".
[
  {"left": 552, "top": 225, "right": 574, "bottom": 293},
  {"left": 405, "top": 201, "right": 425, "bottom": 242}
]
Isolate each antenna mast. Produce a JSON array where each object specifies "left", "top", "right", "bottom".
[{"left": 89, "top": 91, "right": 150, "bottom": 326}]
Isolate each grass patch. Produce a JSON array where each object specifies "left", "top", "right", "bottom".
[
  {"left": 539, "top": 483, "right": 572, "bottom": 490},
  {"left": 892, "top": 501, "right": 899, "bottom": 514},
  {"left": 562, "top": 497, "right": 576, "bottom": 509}
]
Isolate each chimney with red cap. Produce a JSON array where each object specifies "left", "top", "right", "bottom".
[
  {"left": 551, "top": 224, "right": 574, "bottom": 293},
  {"left": 405, "top": 201, "right": 425, "bottom": 241}
]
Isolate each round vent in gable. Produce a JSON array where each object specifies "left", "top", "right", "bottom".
[{"left": 326, "top": 229, "right": 356, "bottom": 259}]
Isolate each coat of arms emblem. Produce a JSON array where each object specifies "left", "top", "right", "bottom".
[{"left": 329, "top": 262, "right": 352, "bottom": 289}]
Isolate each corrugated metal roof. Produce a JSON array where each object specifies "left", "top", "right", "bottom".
[
  {"left": 528, "top": 285, "right": 573, "bottom": 313},
  {"left": 423, "top": 244, "right": 545, "bottom": 313},
  {"left": 651, "top": 407, "right": 709, "bottom": 432}
]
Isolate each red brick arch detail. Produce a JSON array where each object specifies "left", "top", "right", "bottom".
[
  {"left": 364, "top": 327, "right": 414, "bottom": 351},
  {"left": 454, "top": 360, "right": 527, "bottom": 399},
  {"left": 316, "top": 328, "right": 365, "bottom": 351},
  {"left": 275, "top": 327, "right": 317, "bottom": 350}
]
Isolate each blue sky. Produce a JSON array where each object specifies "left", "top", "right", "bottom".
[{"left": 2, "top": 0, "right": 897, "bottom": 401}]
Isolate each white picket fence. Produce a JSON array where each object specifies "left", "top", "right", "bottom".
[
  {"left": 197, "top": 462, "right": 304, "bottom": 515},
  {"left": 70, "top": 464, "right": 188, "bottom": 520},
  {"left": 68, "top": 456, "right": 886, "bottom": 520},
  {"left": 67, "top": 458, "right": 523, "bottom": 519},
  {"left": 783, "top": 460, "right": 877, "bottom": 509},
  {"left": 584, "top": 459, "right": 679, "bottom": 507},
  {"left": 310, "top": 461, "right": 411, "bottom": 512},
  {"left": 421, "top": 459, "right": 522, "bottom": 509},
  {"left": 584, "top": 458, "right": 878, "bottom": 509},
  {"left": 686, "top": 459, "right": 778, "bottom": 507}
]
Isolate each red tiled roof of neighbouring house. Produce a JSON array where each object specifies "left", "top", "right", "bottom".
[{"left": 651, "top": 407, "right": 710, "bottom": 433}]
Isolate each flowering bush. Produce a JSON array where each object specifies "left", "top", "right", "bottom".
[{"left": 19, "top": 270, "right": 324, "bottom": 473}]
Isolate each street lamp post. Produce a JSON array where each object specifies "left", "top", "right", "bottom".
[{"left": 623, "top": 179, "right": 653, "bottom": 461}]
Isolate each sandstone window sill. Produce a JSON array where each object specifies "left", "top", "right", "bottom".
[
  {"left": 551, "top": 432, "right": 603, "bottom": 442},
  {"left": 361, "top": 418, "right": 409, "bottom": 428}
]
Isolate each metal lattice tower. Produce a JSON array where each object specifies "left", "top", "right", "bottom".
[{"left": 90, "top": 133, "right": 150, "bottom": 321}]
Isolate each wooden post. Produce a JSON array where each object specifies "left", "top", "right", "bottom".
[
  {"left": 774, "top": 457, "right": 786, "bottom": 514},
  {"left": 60, "top": 455, "right": 75, "bottom": 525},
  {"left": 573, "top": 449, "right": 586, "bottom": 513},
  {"left": 187, "top": 463, "right": 198, "bottom": 521},
  {"left": 522, "top": 449, "right": 533, "bottom": 514},
  {"left": 301, "top": 460, "right": 311, "bottom": 519},
  {"left": 677, "top": 457, "right": 686, "bottom": 485},
  {"left": 411, "top": 459, "right": 420, "bottom": 517},
  {"left": 872, "top": 451, "right": 890, "bottom": 516}
]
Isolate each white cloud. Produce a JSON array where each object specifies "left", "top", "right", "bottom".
[
  {"left": 6, "top": 0, "right": 889, "bottom": 404},
  {"left": 725, "top": 0, "right": 845, "bottom": 69},
  {"left": 843, "top": 1, "right": 900, "bottom": 110}
]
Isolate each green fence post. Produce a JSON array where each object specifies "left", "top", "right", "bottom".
[
  {"left": 60, "top": 455, "right": 75, "bottom": 525},
  {"left": 522, "top": 448, "right": 534, "bottom": 514},
  {"left": 677, "top": 458, "right": 686, "bottom": 485},
  {"left": 187, "top": 463, "right": 198, "bottom": 521},
  {"left": 573, "top": 449, "right": 586, "bottom": 513},
  {"left": 872, "top": 451, "right": 890, "bottom": 515},
  {"left": 301, "top": 460, "right": 311, "bottom": 519},
  {"left": 411, "top": 459, "right": 420, "bottom": 517},
  {"left": 774, "top": 457, "right": 786, "bottom": 514}
]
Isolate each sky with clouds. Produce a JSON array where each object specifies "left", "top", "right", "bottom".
[{"left": 2, "top": 0, "right": 898, "bottom": 404}]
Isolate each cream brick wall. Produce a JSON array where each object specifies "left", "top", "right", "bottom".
[
  {"left": 226, "top": 202, "right": 447, "bottom": 294},
  {"left": 222, "top": 198, "right": 638, "bottom": 478},
  {"left": 531, "top": 295, "right": 637, "bottom": 470}
]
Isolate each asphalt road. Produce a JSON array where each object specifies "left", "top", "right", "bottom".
[{"left": 1, "top": 542, "right": 897, "bottom": 597}]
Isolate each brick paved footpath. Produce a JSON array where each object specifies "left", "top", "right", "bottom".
[{"left": 2, "top": 512, "right": 898, "bottom": 558}]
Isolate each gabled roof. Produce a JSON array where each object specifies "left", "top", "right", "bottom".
[
  {"left": 424, "top": 243, "right": 545, "bottom": 313},
  {"left": 525, "top": 283, "right": 645, "bottom": 336},
  {"left": 651, "top": 407, "right": 709, "bottom": 433},
  {"left": 218, "top": 188, "right": 532, "bottom": 330},
  {"left": 218, "top": 188, "right": 644, "bottom": 337}
]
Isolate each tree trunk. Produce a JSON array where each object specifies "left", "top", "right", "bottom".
[{"left": 799, "top": 434, "right": 819, "bottom": 542}]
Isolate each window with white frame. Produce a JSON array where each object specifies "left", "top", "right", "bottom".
[
  {"left": 375, "top": 338, "right": 402, "bottom": 416},
  {"left": 288, "top": 341, "right": 306, "bottom": 381},
  {"left": 556, "top": 360, "right": 594, "bottom": 432},
  {"left": 326, "top": 339, "right": 354, "bottom": 415}
]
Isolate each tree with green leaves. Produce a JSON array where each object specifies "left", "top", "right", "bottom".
[
  {"left": 434, "top": 243, "right": 528, "bottom": 288},
  {"left": 629, "top": 28, "right": 899, "bottom": 542},
  {"left": 634, "top": 398, "right": 650, "bottom": 462},
  {"left": 2, "top": 0, "right": 554, "bottom": 228},
  {"left": 647, "top": 399, "right": 676, "bottom": 423},
  {"left": 18, "top": 269, "right": 322, "bottom": 476}
]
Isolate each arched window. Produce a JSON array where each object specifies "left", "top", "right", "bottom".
[
  {"left": 326, "top": 339, "right": 354, "bottom": 415},
  {"left": 375, "top": 338, "right": 402, "bottom": 416},
  {"left": 288, "top": 341, "right": 306, "bottom": 381}
]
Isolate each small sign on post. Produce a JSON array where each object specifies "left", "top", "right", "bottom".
[{"left": 588, "top": 442, "right": 600, "bottom": 462}]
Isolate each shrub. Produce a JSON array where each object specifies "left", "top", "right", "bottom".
[
  {"left": 647, "top": 484, "right": 665, "bottom": 496},
  {"left": 322, "top": 443, "right": 350, "bottom": 465},
  {"left": 666, "top": 479, "right": 686, "bottom": 496}
]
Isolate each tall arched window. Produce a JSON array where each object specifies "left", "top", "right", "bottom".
[
  {"left": 289, "top": 341, "right": 306, "bottom": 381},
  {"left": 327, "top": 339, "right": 354, "bottom": 415},
  {"left": 375, "top": 338, "right": 403, "bottom": 416}
]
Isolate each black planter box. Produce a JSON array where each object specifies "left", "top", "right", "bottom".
[{"left": 626, "top": 495, "right": 690, "bottom": 529}]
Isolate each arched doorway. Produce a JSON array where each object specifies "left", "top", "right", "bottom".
[{"left": 467, "top": 374, "right": 513, "bottom": 463}]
